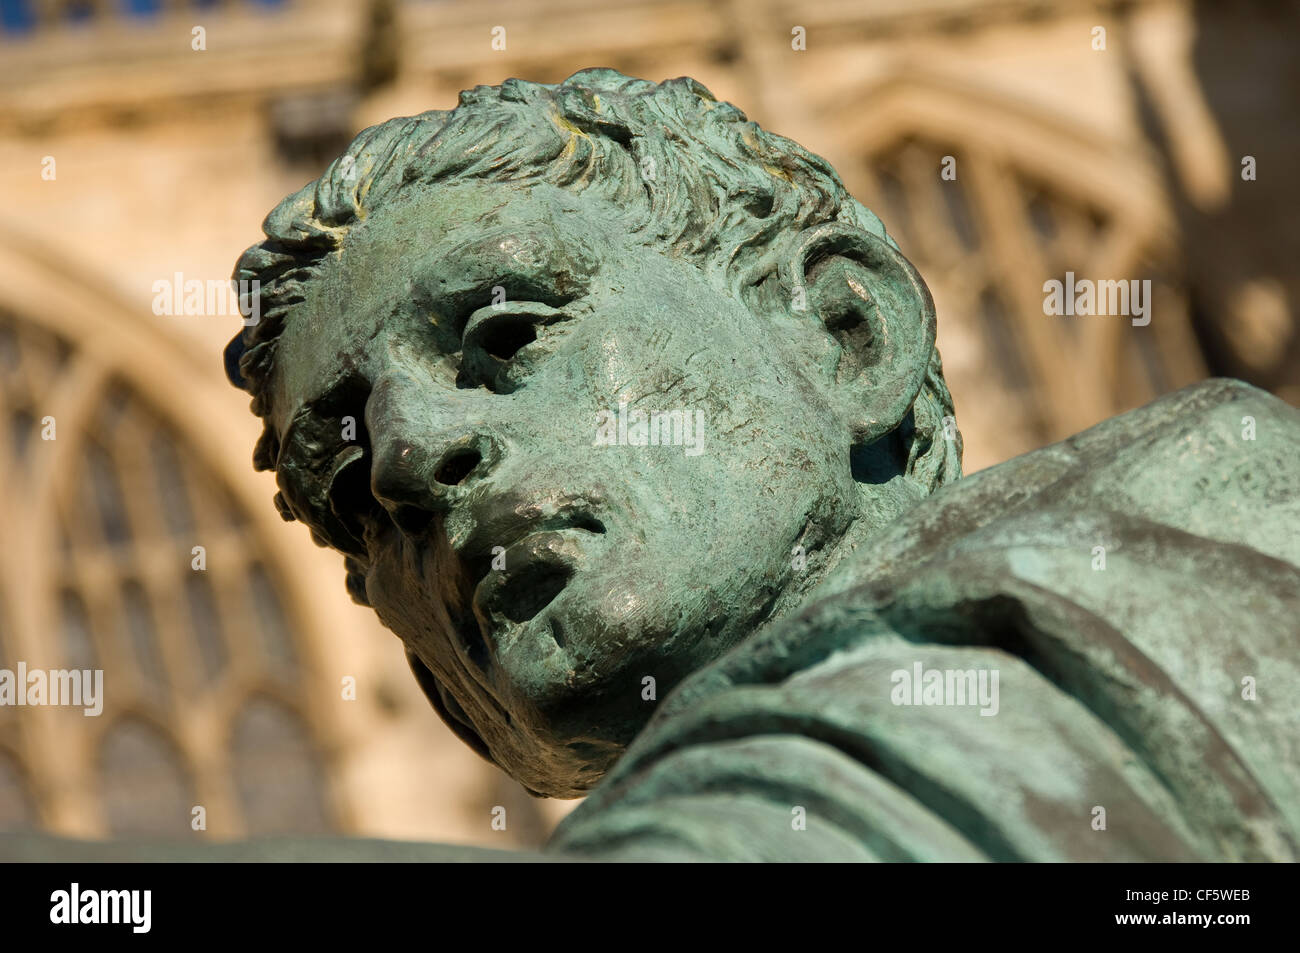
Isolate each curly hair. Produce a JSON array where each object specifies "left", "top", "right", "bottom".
[{"left": 225, "top": 67, "right": 961, "bottom": 494}]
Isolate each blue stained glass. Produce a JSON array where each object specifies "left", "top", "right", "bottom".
[
  {"left": 0, "top": 0, "right": 35, "bottom": 34},
  {"left": 120, "top": 0, "right": 163, "bottom": 18}
]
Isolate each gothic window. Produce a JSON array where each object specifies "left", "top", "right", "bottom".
[
  {"left": 857, "top": 134, "right": 1201, "bottom": 469},
  {"left": 232, "top": 696, "right": 330, "bottom": 835},
  {"left": 0, "top": 308, "right": 340, "bottom": 839},
  {"left": 100, "top": 718, "right": 193, "bottom": 837}
]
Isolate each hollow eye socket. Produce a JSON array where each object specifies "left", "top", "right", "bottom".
[
  {"left": 479, "top": 316, "right": 537, "bottom": 361},
  {"left": 459, "top": 301, "right": 568, "bottom": 391}
]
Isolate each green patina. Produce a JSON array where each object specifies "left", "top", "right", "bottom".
[{"left": 8, "top": 70, "right": 1296, "bottom": 862}]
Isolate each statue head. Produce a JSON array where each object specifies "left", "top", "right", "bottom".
[{"left": 224, "top": 69, "right": 961, "bottom": 797}]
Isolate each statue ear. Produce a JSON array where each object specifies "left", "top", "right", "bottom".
[{"left": 783, "top": 224, "right": 936, "bottom": 444}]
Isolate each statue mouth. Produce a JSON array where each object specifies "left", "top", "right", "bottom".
[
  {"left": 451, "top": 505, "right": 606, "bottom": 672},
  {"left": 473, "top": 529, "right": 587, "bottom": 623}
]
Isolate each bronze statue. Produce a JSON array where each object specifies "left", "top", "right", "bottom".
[{"left": 188, "top": 68, "right": 1300, "bottom": 860}]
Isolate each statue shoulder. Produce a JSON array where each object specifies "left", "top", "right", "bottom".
[
  {"left": 827, "top": 378, "right": 1300, "bottom": 591},
  {"left": 1057, "top": 377, "right": 1299, "bottom": 552}
]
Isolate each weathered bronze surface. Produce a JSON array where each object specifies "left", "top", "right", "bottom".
[
  {"left": 10, "top": 69, "right": 1296, "bottom": 862},
  {"left": 221, "top": 69, "right": 1300, "bottom": 861}
]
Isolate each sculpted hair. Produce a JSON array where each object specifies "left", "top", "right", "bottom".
[{"left": 226, "top": 67, "right": 961, "bottom": 502}]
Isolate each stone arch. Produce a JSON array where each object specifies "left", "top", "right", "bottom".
[
  {"left": 0, "top": 225, "right": 348, "bottom": 839},
  {"left": 229, "top": 693, "right": 332, "bottom": 836}
]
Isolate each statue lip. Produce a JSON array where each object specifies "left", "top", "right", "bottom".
[
  {"left": 447, "top": 500, "right": 607, "bottom": 671},
  {"left": 436, "top": 525, "right": 596, "bottom": 721},
  {"left": 453, "top": 498, "right": 607, "bottom": 587},
  {"left": 470, "top": 526, "right": 599, "bottom": 629}
]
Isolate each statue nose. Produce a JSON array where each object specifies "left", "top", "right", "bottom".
[
  {"left": 433, "top": 445, "right": 483, "bottom": 487},
  {"left": 364, "top": 370, "right": 500, "bottom": 534}
]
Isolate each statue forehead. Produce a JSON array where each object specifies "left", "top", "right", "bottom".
[
  {"left": 267, "top": 179, "right": 627, "bottom": 432},
  {"left": 336, "top": 180, "right": 610, "bottom": 308}
]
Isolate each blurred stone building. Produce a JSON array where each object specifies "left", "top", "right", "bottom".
[{"left": 0, "top": 0, "right": 1294, "bottom": 846}]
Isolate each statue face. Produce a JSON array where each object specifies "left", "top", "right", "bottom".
[{"left": 271, "top": 180, "right": 872, "bottom": 795}]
